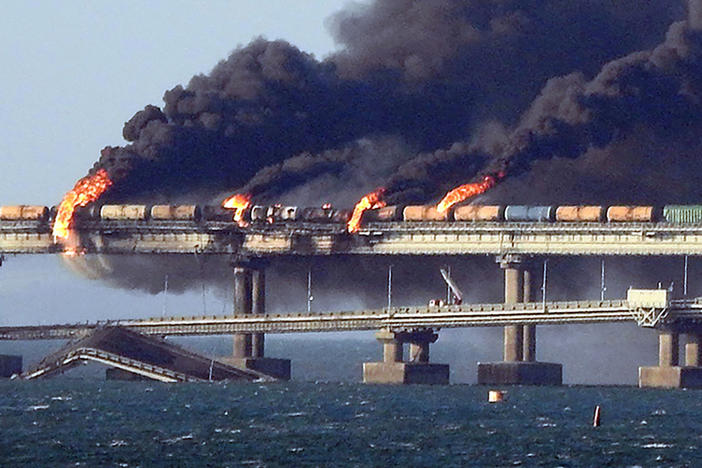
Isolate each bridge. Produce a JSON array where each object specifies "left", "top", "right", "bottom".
[
  {"left": 17, "top": 326, "right": 267, "bottom": 383},
  {"left": 3, "top": 220, "right": 702, "bottom": 256},
  {"left": 2, "top": 290, "right": 702, "bottom": 387},
  {"left": 1, "top": 295, "right": 699, "bottom": 341},
  {"left": 3, "top": 219, "right": 702, "bottom": 388}
]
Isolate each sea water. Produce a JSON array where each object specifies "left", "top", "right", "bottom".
[{"left": 1, "top": 380, "right": 701, "bottom": 467}]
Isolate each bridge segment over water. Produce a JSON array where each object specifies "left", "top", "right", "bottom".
[
  {"left": 1, "top": 295, "right": 700, "bottom": 340},
  {"left": 3, "top": 219, "right": 702, "bottom": 387}
]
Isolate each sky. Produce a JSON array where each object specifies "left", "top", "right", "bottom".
[
  {"left": 0, "top": 0, "right": 355, "bottom": 204},
  {"left": 0, "top": 0, "right": 359, "bottom": 326}
]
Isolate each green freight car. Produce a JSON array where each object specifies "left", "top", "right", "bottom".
[{"left": 663, "top": 205, "right": 702, "bottom": 224}]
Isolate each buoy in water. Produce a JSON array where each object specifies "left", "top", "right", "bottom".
[
  {"left": 593, "top": 405, "right": 601, "bottom": 427},
  {"left": 488, "top": 390, "right": 504, "bottom": 403}
]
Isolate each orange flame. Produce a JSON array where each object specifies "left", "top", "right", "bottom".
[
  {"left": 53, "top": 169, "right": 113, "bottom": 241},
  {"left": 347, "top": 188, "right": 386, "bottom": 233},
  {"left": 436, "top": 173, "right": 501, "bottom": 213},
  {"left": 222, "top": 193, "right": 252, "bottom": 226}
]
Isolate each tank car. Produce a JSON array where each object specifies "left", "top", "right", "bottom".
[
  {"left": 606, "top": 206, "right": 657, "bottom": 222},
  {"left": 0, "top": 205, "right": 50, "bottom": 221},
  {"left": 331, "top": 209, "right": 352, "bottom": 223},
  {"left": 202, "top": 205, "right": 237, "bottom": 222},
  {"left": 302, "top": 206, "right": 334, "bottom": 222},
  {"left": 504, "top": 206, "right": 555, "bottom": 222},
  {"left": 403, "top": 205, "right": 449, "bottom": 221},
  {"left": 250, "top": 205, "right": 268, "bottom": 222},
  {"left": 555, "top": 206, "right": 605, "bottom": 222},
  {"left": 278, "top": 206, "right": 298, "bottom": 221},
  {"left": 150, "top": 205, "right": 201, "bottom": 221},
  {"left": 453, "top": 205, "right": 504, "bottom": 222},
  {"left": 72, "top": 205, "right": 102, "bottom": 221},
  {"left": 266, "top": 205, "right": 299, "bottom": 222},
  {"left": 100, "top": 204, "right": 149, "bottom": 221},
  {"left": 362, "top": 205, "right": 404, "bottom": 222}
]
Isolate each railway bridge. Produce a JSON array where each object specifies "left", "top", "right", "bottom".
[{"left": 3, "top": 219, "right": 702, "bottom": 386}]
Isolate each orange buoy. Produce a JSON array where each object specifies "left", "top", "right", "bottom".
[{"left": 488, "top": 390, "right": 505, "bottom": 403}]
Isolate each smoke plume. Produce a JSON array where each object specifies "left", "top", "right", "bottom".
[
  {"left": 53, "top": 1, "right": 702, "bottom": 384},
  {"left": 66, "top": 0, "right": 702, "bottom": 298},
  {"left": 80, "top": 0, "right": 687, "bottom": 206}
]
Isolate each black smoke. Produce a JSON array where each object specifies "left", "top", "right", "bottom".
[
  {"left": 84, "top": 0, "right": 690, "bottom": 207},
  {"left": 70, "top": 0, "right": 702, "bottom": 303},
  {"left": 56, "top": 1, "right": 702, "bottom": 384}
]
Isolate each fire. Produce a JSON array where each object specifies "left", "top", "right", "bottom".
[
  {"left": 347, "top": 188, "right": 386, "bottom": 233},
  {"left": 53, "top": 169, "right": 113, "bottom": 241},
  {"left": 222, "top": 193, "right": 252, "bottom": 226},
  {"left": 436, "top": 172, "right": 503, "bottom": 213}
]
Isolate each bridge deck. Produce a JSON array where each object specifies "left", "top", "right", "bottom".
[
  {"left": 3, "top": 298, "right": 702, "bottom": 340},
  {"left": 20, "top": 327, "right": 265, "bottom": 381},
  {"left": 4, "top": 220, "right": 702, "bottom": 256}
]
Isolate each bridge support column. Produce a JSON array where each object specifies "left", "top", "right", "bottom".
[
  {"left": 251, "top": 269, "right": 265, "bottom": 359},
  {"left": 685, "top": 334, "right": 702, "bottom": 367},
  {"left": 232, "top": 266, "right": 253, "bottom": 359},
  {"left": 363, "top": 329, "right": 449, "bottom": 384},
  {"left": 221, "top": 263, "right": 290, "bottom": 380},
  {"left": 523, "top": 268, "right": 536, "bottom": 362},
  {"left": 477, "top": 255, "right": 562, "bottom": 385},
  {"left": 640, "top": 330, "right": 702, "bottom": 388}
]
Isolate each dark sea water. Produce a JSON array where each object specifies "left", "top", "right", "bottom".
[{"left": 2, "top": 380, "right": 701, "bottom": 467}]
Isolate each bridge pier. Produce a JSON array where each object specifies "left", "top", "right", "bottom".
[
  {"left": 363, "top": 329, "right": 449, "bottom": 384},
  {"left": 232, "top": 266, "right": 253, "bottom": 359},
  {"left": 639, "top": 330, "right": 702, "bottom": 388},
  {"left": 477, "top": 254, "right": 562, "bottom": 385},
  {"left": 221, "top": 262, "right": 290, "bottom": 380}
]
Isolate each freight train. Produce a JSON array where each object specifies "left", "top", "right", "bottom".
[{"left": 2, "top": 203, "right": 702, "bottom": 225}]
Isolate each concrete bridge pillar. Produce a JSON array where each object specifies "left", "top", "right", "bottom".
[
  {"left": 363, "top": 329, "right": 449, "bottom": 384},
  {"left": 659, "top": 331, "right": 679, "bottom": 367},
  {"left": 251, "top": 269, "right": 265, "bottom": 359},
  {"left": 523, "top": 268, "right": 537, "bottom": 362},
  {"left": 377, "top": 330, "right": 404, "bottom": 363},
  {"left": 232, "top": 266, "right": 253, "bottom": 358},
  {"left": 640, "top": 330, "right": 702, "bottom": 388},
  {"left": 477, "top": 254, "right": 562, "bottom": 385},
  {"left": 685, "top": 334, "right": 702, "bottom": 367},
  {"left": 222, "top": 262, "right": 290, "bottom": 380},
  {"left": 502, "top": 260, "right": 524, "bottom": 362}
]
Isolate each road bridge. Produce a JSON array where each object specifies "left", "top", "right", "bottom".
[
  {"left": 18, "top": 327, "right": 266, "bottom": 382},
  {"left": 4, "top": 220, "right": 702, "bottom": 256},
  {"left": 1, "top": 296, "right": 700, "bottom": 341},
  {"left": 3, "top": 291, "right": 702, "bottom": 387}
]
